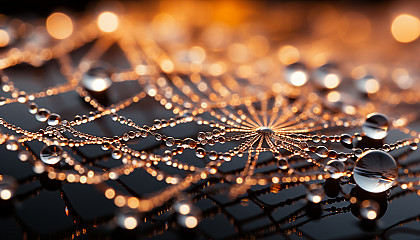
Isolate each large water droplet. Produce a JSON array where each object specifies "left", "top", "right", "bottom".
[
  {"left": 353, "top": 150, "right": 397, "bottom": 193},
  {"left": 40, "top": 145, "right": 63, "bottom": 165},
  {"left": 81, "top": 65, "right": 112, "bottom": 92},
  {"left": 362, "top": 113, "right": 389, "bottom": 140}
]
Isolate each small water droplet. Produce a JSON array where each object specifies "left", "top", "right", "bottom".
[
  {"left": 325, "top": 160, "right": 345, "bottom": 179},
  {"left": 81, "top": 65, "right": 112, "bottom": 92},
  {"left": 40, "top": 145, "right": 63, "bottom": 165},
  {"left": 315, "top": 146, "right": 328, "bottom": 158},
  {"left": 307, "top": 185, "right": 324, "bottom": 203},
  {"left": 35, "top": 108, "right": 51, "bottom": 122},
  {"left": 362, "top": 113, "right": 389, "bottom": 140}
]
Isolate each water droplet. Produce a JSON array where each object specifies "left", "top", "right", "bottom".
[
  {"left": 28, "top": 102, "right": 38, "bottom": 114},
  {"left": 18, "top": 150, "right": 31, "bottom": 161},
  {"left": 357, "top": 75, "right": 380, "bottom": 94},
  {"left": 324, "top": 160, "right": 345, "bottom": 179},
  {"left": 197, "top": 132, "right": 206, "bottom": 141},
  {"left": 165, "top": 137, "right": 174, "bottom": 147},
  {"left": 313, "top": 63, "right": 341, "bottom": 89},
  {"left": 315, "top": 146, "right": 328, "bottom": 158},
  {"left": 307, "top": 184, "right": 324, "bottom": 203},
  {"left": 340, "top": 134, "right": 353, "bottom": 149},
  {"left": 162, "top": 150, "right": 172, "bottom": 162},
  {"left": 353, "top": 150, "right": 397, "bottom": 193},
  {"left": 47, "top": 113, "right": 61, "bottom": 126},
  {"left": 285, "top": 62, "right": 308, "bottom": 87},
  {"left": 278, "top": 158, "right": 288, "bottom": 170},
  {"left": 17, "top": 92, "right": 27, "bottom": 103},
  {"left": 115, "top": 208, "right": 138, "bottom": 230},
  {"left": 195, "top": 148, "right": 206, "bottom": 158},
  {"left": 6, "top": 136, "right": 19, "bottom": 151},
  {"left": 360, "top": 199, "right": 379, "bottom": 220},
  {"left": 0, "top": 175, "right": 17, "bottom": 200},
  {"left": 112, "top": 149, "right": 122, "bottom": 159},
  {"left": 35, "top": 108, "right": 51, "bottom": 122},
  {"left": 40, "top": 145, "right": 63, "bottom": 165},
  {"left": 410, "top": 142, "right": 418, "bottom": 150},
  {"left": 173, "top": 200, "right": 192, "bottom": 215},
  {"left": 208, "top": 151, "right": 218, "bottom": 160},
  {"left": 256, "top": 127, "right": 273, "bottom": 135},
  {"left": 81, "top": 65, "right": 112, "bottom": 92},
  {"left": 362, "top": 113, "right": 389, "bottom": 140}
]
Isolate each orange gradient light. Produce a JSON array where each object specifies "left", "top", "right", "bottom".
[
  {"left": 391, "top": 14, "right": 420, "bottom": 43},
  {"left": 46, "top": 13, "right": 73, "bottom": 39}
]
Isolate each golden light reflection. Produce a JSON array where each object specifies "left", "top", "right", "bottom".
[
  {"left": 185, "top": 216, "right": 198, "bottom": 228},
  {"left": 46, "top": 13, "right": 73, "bottom": 39},
  {"left": 278, "top": 45, "right": 300, "bottom": 65},
  {"left": 98, "top": 12, "right": 119, "bottom": 33},
  {"left": 324, "top": 73, "right": 340, "bottom": 89},
  {"left": 289, "top": 71, "right": 307, "bottom": 86},
  {"left": 0, "top": 30, "right": 10, "bottom": 47},
  {"left": 0, "top": 189, "right": 11, "bottom": 200},
  {"left": 391, "top": 14, "right": 420, "bottom": 43},
  {"left": 124, "top": 216, "right": 138, "bottom": 230}
]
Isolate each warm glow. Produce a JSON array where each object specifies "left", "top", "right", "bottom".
[
  {"left": 0, "top": 189, "right": 11, "bottom": 200},
  {"left": 161, "top": 59, "right": 174, "bottom": 73},
  {"left": 105, "top": 188, "right": 115, "bottom": 199},
  {"left": 290, "top": 71, "right": 307, "bottom": 86},
  {"left": 324, "top": 74, "right": 340, "bottom": 89},
  {"left": 327, "top": 91, "right": 340, "bottom": 102},
  {"left": 278, "top": 45, "right": 300, "bottom": 65},
  {"left": 98, "top": 12, "right": 119, "bottom": 33},
  {"left": 185, "top": 216, "right": 198, "bottom": 228},
  {"left": 46, "top": 13, "right": 73, "bottom": 39},
  {"left": 365, "top": 78, "right": 380, "bottom": 93},
  {"left": 179, "top": 204, "right": 191, "bottom": 215},
  {"left": 312, "top": 195, "right": 322, "bottom": 203},
  {"left": 0, "top": 30, "right": 10, "bottom": 47},
  {"left": 366, "top": 210, "right": 377, "bottom": 220},
  {"left": 124, "top": 217, "right": 138, "bottom": 230},
  {"left": 91, "top": 78, "right": 110, "bottom": 92},
  {"left": 391, "top": 14, "right": 420, "bottom": 43}
]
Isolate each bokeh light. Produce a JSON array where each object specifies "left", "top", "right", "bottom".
[
  {"left": 98, "top": 11, "right": 119, "bottom": 33},
  {"left": 391, "top": 14, "right": 420, "bottom": 43},
  {"left": 46, "top": 13, "right": 73, "bottom": 39}
]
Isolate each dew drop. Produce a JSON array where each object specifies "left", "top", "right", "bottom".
[
  {"left": 353, "top": 150, "right": 397, "bottom": 193},
  {"left": 315, "top": 146, "right": 328, "bottom": 158},
  {"left": 47, "top": 113, "right": 61, "bottom": 126},
  {"left": 35, "top": 108, "right": 51, "bottom": 122},
  {"left": 40, "top": 144, "right": 63, "bottom": 165},
  {"left": 81, "top": 65, "right": 112, "bottom": 92},
  {"left": 324, "top": 160, "right": 345, "bottom": 179},
  {"left": 306, "top": 184, "right": 324, "bottom": 203},
  {"left": 362, "top": 113, "right": 390, "bottom": 140}
]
